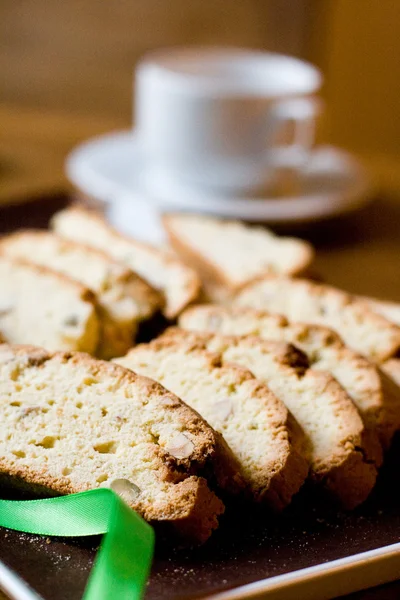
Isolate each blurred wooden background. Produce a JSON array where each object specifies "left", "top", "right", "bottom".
[{"left": 1, "top": 0, "right": 399, "bottom": 204}]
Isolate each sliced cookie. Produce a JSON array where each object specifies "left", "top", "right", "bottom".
[
  {"left": 162, "top": 213, "right": 314, "bottom": 293},
  {"left": 51, "top": 207, "right": 201, "bottom": 319},
  {"left": 115, "top": 337, "right": 308, "bottom": 511},
  {"left": 356, "top": 296, "right": 400, "bottom": 389},
  {"left": 179, "top": 304, "right": 400, "bottom": 451},
  {"left": 160, "top": 327, "right": 379, "bottom": 509},
  {"left": 0, "top": 344, "right": 228, "bottom": 543},
  {"left": 0, "top": 257, "right": 99, "bottom": 354},
  {"left": 382, "top": 358, "right": 400, "bottom": 388},
  {"left": 358, "top": 295, "right": 400, "bottom": 326},
  {"left": 0, "top": 230, "right": 163, "bottom": 359},
  {"left": 233, "top": 276, "right": 400, "bottom": 363}
]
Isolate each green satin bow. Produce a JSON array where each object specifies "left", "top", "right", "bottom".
[{"left": 0, "top": 489, "right": 155, "bottom": 600}]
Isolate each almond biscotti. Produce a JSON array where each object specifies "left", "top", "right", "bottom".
[
  {"left": 356, "top": 297, "right": 400, "bottom": 387},
  {"left": 0, "top": 257, "right": 99, "bottom": 354},
  {"left": 233, "top": 277, "right": 400, "bottom": 363},
  {"left": 0, "top": 344, "right": 229, "bottom": 543},
  {"left": 358, "top": 296, "right": 400, "bottom": 326},
  {"left": 179, "top": 305, "right": 400, "bottom": 451},
  {"left": 115, "top": 337, "right": 308, "bottom": 510},
  {"left": 162, "top": 213, "right": 314, "bottom": 292},
  {"left": 51, "top": 207, "right": 201, "bottom": 319},
  {"left": 382, "top": 358, "right": 400, "bottom": 388},
  {"left": 0, "top": 230, "right": 162, "bottom": 359},
  {"left": 160, "top": 327, "right": 379, "bottom": 509}
]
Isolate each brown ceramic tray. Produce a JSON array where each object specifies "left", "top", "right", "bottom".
[{"left": 1, "top": 438, "right": 400, "bottom": 600}]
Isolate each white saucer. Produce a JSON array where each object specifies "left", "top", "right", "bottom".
[{"left": 66, "top": 130, "right": 373, "bottom": 224}]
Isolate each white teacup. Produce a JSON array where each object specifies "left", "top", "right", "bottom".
[{"left": 135, "top": 47, "right": 322, "bottom": 194}]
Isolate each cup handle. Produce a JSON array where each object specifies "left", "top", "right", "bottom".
[{"left": 267, "top": 97, "right": 322, "bottom": 164}]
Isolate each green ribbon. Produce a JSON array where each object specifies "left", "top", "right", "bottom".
[{"left": 0, "top": 489, "right": 155, "bottom": 600}]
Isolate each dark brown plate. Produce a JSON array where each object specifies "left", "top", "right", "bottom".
[{"left": 1, "top": 438, "right": 400, "bottom": 600}]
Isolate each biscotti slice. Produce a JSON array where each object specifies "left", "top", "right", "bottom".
[
  {"left": 0, "top": 344, "right": 227, "bottom": 543},
  {"left": 357, "top": 296, "right": 400, "bottom": 327},
  {"left": 0, "top": 257, "right": 99, "bottom": 354},
  {"left": 233, "top": 276, "right": 400, "bottom": 363},
  {"left": 160, "top": 327, "right": 379, "bottom": 509},
  {"left": 355, "top": 297, "right": 400, "bottom": 390},
  {"left": 179, "top": 305, "right": 400, "bottom": 451},
  {"left": 115, "top": 338, "right": 308, "bottom": 510},
  {"left": 162, "top": 213, "right": 314, "bottom": 291},
  {"left": 382, "top": 358, "right": 400, "bottom": 388},
  {"left": 201, "top": 281, "right": 234, "bottom": 304},
  {"left": 51, "top": 207, "right": 201, "bottom": 319},
  {"left": 0, "top": 230, "right": 163, "bottom": 359}
]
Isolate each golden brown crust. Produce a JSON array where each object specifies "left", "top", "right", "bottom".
[
  {"left": 204, "top": 430, "right": 245, "bottom": 496},
  {"left": 283, "top": 321, "right": 399, "bottom": 452},
  {"left": 0, "top": 460, "right": 224, "bottom": 544},
  {"left": 0, "top": 344, "right": 225, "bottom": 543},
  {"left": 164, "top": 219, "right": 234, "bottom": 292},
  {"left": 161, "top": 327, "right": 380, "bottom": 508},
  {"left": 357, "top": 295, "right": 400, "bottom": 327},
  {"left": 180, "top": 303, "right": 290, "bottom": 332},
  {"left": 162, "top": 213, "right": 314, "bottom": 292},
  {"left": 180, "top": 304, "right": 400, "bottom": 452},
  {"left": 120, "top": 334, "right": 309, "bottom": 510},
  {"left": 72, "top": 351, "right": 245, "bottom": 495},
  {"left": 158, "top": 477, "right": 225, "bottom": 544},
  {"left": 160, "top": 326, "right": 310, "bottom": 373},
  {"left": 371, "top": 366, "right": 400, "bottom": 450},
  {"left": 321, "top": 448, "right": 378, "bottom": 511},
  {"left": 0, "top": 255, "right": 97, "bottom": 304},
  {"left": 0, "top": 343, "right": 50, "bottom": 365},
  {"left": 233, "top": 276, "right": 400, "bottom": 363},
  {"left": 52, "top": 206, "right": 201, "bottom": 319},
  {"left": 57, "top": 351, "right": 222, "bottom": 469},
  {"left": 0, "top": 229, "right": 164, "bottom": 359},
  {"left": 0, "top": 229, "right": 164, "bottom": 321},
  {"left": 382, "top": 358, "right": 400, "bottom": 388},
  {"left": 0, "top": 344, "right": 220, "bottom": 469},
  {"left": 0, "top": 256, "right": 100, "bottom": 354}
]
